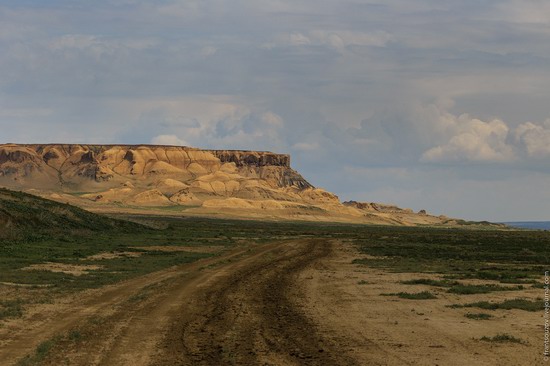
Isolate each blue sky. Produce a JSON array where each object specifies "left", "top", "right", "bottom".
[{"left": 1, "top": 0, "right": 550, "bottom": 221}]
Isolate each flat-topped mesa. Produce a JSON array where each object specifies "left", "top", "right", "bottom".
[
  {"left": 0, "top": 144, "right": 476, "bottom": 226},
  {"left": 0, "top": 143, "right": 312, "bottom": 192},
  {"left": 8, "top": 144, "right": 291, "bottom": 167}
]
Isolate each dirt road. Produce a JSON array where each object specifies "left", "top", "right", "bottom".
[
  {"left": 1, "top": 239, "right": 356, "bottom": 365},
  {"left": 2, "top": 238, "right": 540, "bottom": 365},
  {"left": 153, "top": 238, "right": 356, "bottom": 366}
]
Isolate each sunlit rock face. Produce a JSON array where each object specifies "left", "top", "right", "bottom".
[
  {"left": 0, "top": 143, "right": 472, "bottom": 226},
  {"left": 0, "top": 143, "right": 317, "bottom": 203}
]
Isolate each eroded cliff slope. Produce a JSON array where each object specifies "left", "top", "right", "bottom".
[{"left": 0, "top": 144, "right": 466, "bottom": 225}]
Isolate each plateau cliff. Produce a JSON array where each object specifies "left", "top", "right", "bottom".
[{"left": 0, "top": 143, "right": 470, "bottom": 226}]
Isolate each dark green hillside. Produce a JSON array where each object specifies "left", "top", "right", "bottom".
[{"left": 0, "top": 188, "right": 142, "bottom": 241}]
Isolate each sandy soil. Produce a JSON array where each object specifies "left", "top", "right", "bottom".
[
  {"left": 21, "top": 262, "right": 104, "bottom": 276},
  {"left": 85, "top": 252, "right": 143, "bottom": 260},
  {"left": 130, "top": 245, "right": 227, "bottom": 254},
  {"left": 300, "top": 240, "right": 544, "bottom": 366},
  {"left": 0, "top": 239, "right": 543, "bottom": 365}
]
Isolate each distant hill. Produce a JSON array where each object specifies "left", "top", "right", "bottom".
[
  {"left": 0, "top": 143, "right": 477, "bottom": 226},
  {"left": 0, "top": 188, "right": 141, "bottom": 240},
  {"left": 503, "top": 222, "right": 550, "bottom": 230}
]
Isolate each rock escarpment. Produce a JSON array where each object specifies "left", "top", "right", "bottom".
[
  {"left": 0, "top": 143, "right": 475, "bottom": 226},
  {"left": 0, "top": 144, "right": 332, "bottom": 209},
  {"left": 343, "top": 200, "right": 414, "bottom": 214}
]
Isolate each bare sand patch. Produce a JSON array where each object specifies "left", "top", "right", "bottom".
[
  {"left": 85, "top": 251, "right": 143, "bottom": 260},
  {"left": 298, "top": 240, "right": 543, "bottom": 366},
  {"left": 21, "top": 262, "right": 104, "bottom": 276},
  {"left": 131, "top": 245, "right": 226, "bottom": 254},
  {"left": 0, "top": 282, "right": 53, "bottom": 288}
]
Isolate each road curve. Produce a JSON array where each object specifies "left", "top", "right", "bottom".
[
  {"left": 154, "top": 238, "right": 357, "bottom": 366},
  {"left": 2, "top": 239, "right": 359, "bottom": 366}
]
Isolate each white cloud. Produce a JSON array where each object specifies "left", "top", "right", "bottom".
[
  {"left": 494, "top": 0, "right": 550, "bottom": 24},
  {"left": 515, "top": 119, "right": 550, "bottom": 158},
  {"left": 289, "top": 33, "right": 310, "bottom": 46},
  {"left": 3, "top": 0, "right": 550, "bottom": 220},
  {"left": 261, "top": 111, "right": 283, "bottom": 127},
  {"left": 49, "top": 34, "right": 157, "bottom": 52},
  {"left": 421, "top": 112, "right": 550, "bottom": 163},
  {"left": 292, "top": 142, "right": 319, "bottom": 151},
  {"left": 283, "top": 30, "right": 393, "bottom": 51},
  {"left": 200, "top": 46, "right": 217, "bottom": 57},
  {"left": 309, "top": 30, "right": 394, "bottom": 49},
  {"left": 120, "top": 97, "right": 286, "bottom": 151},
  {"left": 422, "top": 117, "right": 515, "bottom": 163},
  {"left": 151, "top": 134, "right": 188, "bottom": 146}
]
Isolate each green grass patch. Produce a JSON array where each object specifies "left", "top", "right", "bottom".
[
  {"left": 352, "top": 226, "right": 550, "bottom": 282},
  {"left": 382, "top": 291, "right": 437, "bottom": 300},
  {"left": 401, "top": 278, "right": 524, "bottom": 295},
  {"left": 67, "top": 330, "right": 82, "bottom": 342},
  {"left": 498, "top": 278, "right": 540, "bottom": 284},
  {"left": 479, "top": 334, "right": 524, "bottom": 344},
  {"left": 458, "top": 270, "right": 538, "bottom": 282},
  {"left": 16, "top": 327, "right": 86, "bottom": 365},
  {"left": 0, "top": 188, "right": 143, "bottom": 242},
  {"left": 401, "top": 278, "right": 460, "bottom": 287},
  {"left": 357, "top": 280, "right": 370, "bottom": 285},
  {"left": 400, "top": 279, "right": 524, "bottom": 294},
  {"left": 449, "top": 298, "right": 541, "bottom": 312},
  {"left": 0, "top": 298, "right": 25, "bottom": 319},
  {"left": 464, "top": 312, "right": 493, "bottom": 320},
  {"left": 447, "top": 284, "right": 524, "bottom": 294},
  {"left": 17, "top": 337, "right": 60, "bottom": 366}
]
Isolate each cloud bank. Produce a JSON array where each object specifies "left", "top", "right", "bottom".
[{"left": 1, "top": 0, "right": 550, "bottom": 220}]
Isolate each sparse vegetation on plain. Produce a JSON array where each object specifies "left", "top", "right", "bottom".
[
  {"left": 17, "top": 338, "right": 59, "bottom": 366},
  {"left": 15, "top": 327, "right": 87, "bottom": 366},
  {"left": 352, "top": 227, "right": 549, "bottom": 278},
  {"left": 2, "top": 195, "right": 548, "bottom": 321},
  {"left": 381, "top": 291, "right": 437, "bottom": 300},
  {"left": 464, "top": 313, "right": 493, "bottom": 320},
  {"left": 0, "top": 299, "right": 24, "bottom": 320},
  {"left": 449, "top": 299, "right": 542, "bottom": 312},
  {"left": 401, "top": 278, "right": 460, "bottom": 287},
  {"left": 400, "top": 279, "right": 524, "bottom": 294},
  {"left": 446, "top": 284, "right": 524, "bottom": 294},
  {"left": 1, "top": 188, "right": 548, "bottom": 365},
  {"left": 0, "top": 188, "right": 141, "bottom": 241},
  {"left": 479, "top": 334, "right": 524, "bottom": 344}
]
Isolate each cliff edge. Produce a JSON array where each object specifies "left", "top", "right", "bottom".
[{"left": 0, "top": 143, "right": 479, "bottom": 226}]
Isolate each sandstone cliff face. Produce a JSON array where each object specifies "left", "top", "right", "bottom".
[
  {"left": 0, "top": 144, "right": 468, "bottom": 226},
  {"left": 343, "top": 200, "right": 414, "bottom": 214},
  {"left": 0, "top": 144, "right": 323, "bottom": 206}
]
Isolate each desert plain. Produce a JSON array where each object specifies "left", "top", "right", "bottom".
[{"left": 0, "top": 144, "right": 547, "bottom": 365}]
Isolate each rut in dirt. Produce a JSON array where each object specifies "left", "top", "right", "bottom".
[{"left": 154, "top": 239, "right": 358, "bottom": 366}]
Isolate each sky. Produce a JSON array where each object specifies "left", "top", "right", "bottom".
[{"left": 1, "top": 0, "right": 550, "bottom": 221}]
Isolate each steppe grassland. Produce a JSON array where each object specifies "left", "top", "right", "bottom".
[{"left": 2, "top": 217, "right": 548, "bottom": 325}]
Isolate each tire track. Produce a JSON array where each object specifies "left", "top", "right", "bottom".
[
  {"left": 4, "top": 239, "right": 359, "bottom": 365},
  {"left": 154, "top": 239, "right": 358, "bottom": 366}
]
